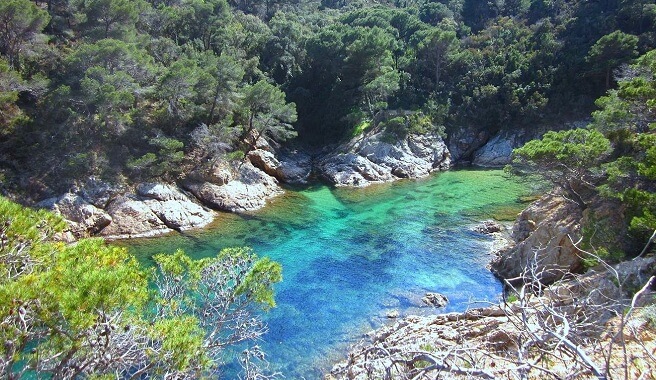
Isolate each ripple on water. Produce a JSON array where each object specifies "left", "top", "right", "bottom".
[{"left": 122, "top": 169, "right": 536, "bottom": 379}]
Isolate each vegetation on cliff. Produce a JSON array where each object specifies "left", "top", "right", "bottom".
[
  {"left": 0, "top": 0, "right": 655, "bottom": 200},
  {"left": 510, "top": 48, "right": 656, "bottom": 261}
]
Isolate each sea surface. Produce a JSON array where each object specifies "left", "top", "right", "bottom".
[{"left": 124, "top": 169, "right": 536, "bottom": 379}]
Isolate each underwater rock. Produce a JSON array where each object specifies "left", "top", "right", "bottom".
[{"left": 422, "top": 292, "right": 449, "bottom": 308}]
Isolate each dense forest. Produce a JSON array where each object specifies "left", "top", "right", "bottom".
[
  {"left": 2, "top": 0, "right": 656, "bottom": 378},
  {"left": 1, "top": 0, "right": 654, "bottom": 200}
]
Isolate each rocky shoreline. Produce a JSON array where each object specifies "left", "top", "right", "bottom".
[
  {"left": 326, "top": 193, "right": 656, "bottom": 379},
  {"left": 39, "top": 125, "right": 549, "bottom": 240}
]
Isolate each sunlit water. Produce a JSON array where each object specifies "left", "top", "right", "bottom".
[{"left": 123, "top": 169, "right": 535, "bottom": 379}]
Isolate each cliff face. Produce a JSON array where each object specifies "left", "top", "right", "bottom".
[
  {"left": 490, "top": 193, "right": 585, "bottom": 285},
  {"left": 317, "top": 131, "right": 451, "bottom": 187}
]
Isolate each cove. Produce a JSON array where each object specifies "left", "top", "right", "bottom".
[{"left": 123, "top": 169, "right": 536, "bottom": 379}]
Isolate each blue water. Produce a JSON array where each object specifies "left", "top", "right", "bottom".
[{"left": 124, "top": 169, "right": 534, "bottom": 378}]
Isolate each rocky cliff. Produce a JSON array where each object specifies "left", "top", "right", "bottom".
[
  {"left": 317, "top": 131, "right": 451, "bottom": 187},
  {"left": 490, "top": 193, "right": 585, "bottom": 285},
  {"left": 39, "top": 180, "right": 215, "bottom": 240}
]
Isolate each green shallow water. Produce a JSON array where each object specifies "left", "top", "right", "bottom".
[{"left": 123, "top": 169, "right": 536, "bottom": 379}]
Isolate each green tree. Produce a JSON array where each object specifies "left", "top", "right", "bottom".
[
  {"left": 415, "top": 22, "right": 458, "bottom": 93},
  {"left": 0, "top": 59, "right": 27, "bottom": 135},
  {"left": 587, "top": 30, "right": 640, "bottom": 89},
  {"left": 511, "top": 128, "right": 612, "bottom": 208},
  {"left": 239, "top": 80, "right": 297, "bottom": 151},
  {"left": 77, "top": 0, "right": 148, "bottom": 39},
  {"left": 0, "top": 0, "right": 50, "bottom": 71},
  {"left": 0, "top": 197, "right": 283, "bottom": 378}
]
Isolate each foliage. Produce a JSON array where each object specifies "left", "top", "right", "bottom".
[
  {"left": 0, "top": 0, "right": 50, "bottom": 71},
  {"left": 239, "top": 80, "right": 297, "bottom": 151},
  {"left": 0, "top": 0, "right": 655, "bottom": 189},
  {"left": 512, "top": 128, "right": 612, "bottom": 207},
  {"left": 0, "top": 197, "right": 282, "bottom": 378},
  {"left": 512, "top": 48, "right": 656, "bottom": 256}
]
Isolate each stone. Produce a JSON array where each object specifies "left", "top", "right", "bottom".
[
  {"left": 386, "top": 310, "right": 400, "bottom": 319},
  {"left": 422, "top": 292, "right": 449, "bottom": 308},
  {"left": 472, "top": 220, "right": 504, "bottom": 234},
  {"left": 39, "top": 193, "right": 112, "bottom": 236},
  {"left": 99, "top": 195, "right": 170, "bottom": 238},
  {"left": 143, "top": 198, "right": 213, "bottom": 231},
  {"left": 79, "top": 177, "right": 121, "bottom": 208},
  {"left": 277, "top": 149, "right": 313, "bottom": 184},
  {"left": 446, "top": 127, "right": 490, "bottom": 163},
  {"left": 136, "top": 182, "right": 190, "bottom": 202},
  {"left": 472, "top": 133, "right": 518, "bottom": 167},
  {"left": 318, "top": 131, "right": 451, "bottom": 187},
  {"left": 183, "top": 161, "right": 283, "bottom": 213},
  {"left": 491, "top": 193, "right": 584, "bottom": 285}
]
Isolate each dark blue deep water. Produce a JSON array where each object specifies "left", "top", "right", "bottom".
[{"left": 125, "top": 169, "right": 534, "bottom": 378}]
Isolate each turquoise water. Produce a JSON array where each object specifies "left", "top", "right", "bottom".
[{"left": 124, "top": 169, "right": 534, "bottom": 379}]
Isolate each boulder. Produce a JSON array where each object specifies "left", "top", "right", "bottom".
[
  {"left": 472, "top": 220, "right": 504, "bottom": 234},
  {"left": 422, "top": 292, "right": 449, "bottom": 308},
  {"left": 99, "top": 195, "right": 170, "bottom": 238},
  {"left": 65, "top": 182, "right": 215, "bottom": 239},
  {"left": 491, "top": 193, "right": 584, "bottom": 285},
  {"left": 277, "top": 150, "right": 313, "bottom": 184},
  {"left": 318, "top": 131, "right": 451, "bottom": 187},
  {"left": 249, "top": 148, "right": 314, "bottom": 185},
  {"left": 183, "top": 161, "right": 283, "bottom": 212},
  {"left": 143, "top": 199, "right": 213, "bottom": 231},
  {"left": 446, "top": 127, "right": 490, "bottom": 163},
  {"left": 39, "top": 193, "right": 112, "bottom": 236},
  {"left": 472, "top": 133, "right": 518, "bottom": 167},
  {"left": 79, "top": 177, "right": 121, "bottom": 208}
]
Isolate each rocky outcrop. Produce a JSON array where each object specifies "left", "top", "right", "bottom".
[
  {"left": 183, "top": 160, "right": 283, "bottom": 213},
  {"left": 449, "top": 120, "right": 590, "bottom": 166},
  {"left": 447, "top": 127, "right": 491, "bottom": 163},
  {"left": 328, "top": 257, "right": 656, "bottom": 380},
  {"left": 99, "top": 184, "right": 214, "bottom": 239},
  {"left": 39, "top": 193, "right": 113, "bottom": 236},
  {"left": 472, "top": 220, "right": 504, "bottom": 234},
  {"left": 40, "top": 181, "right": 214, "bottom": 239},
  {"left": 318, "top": 131, "right": 451, "bottom": 187},
  {"left": 248, "top": 148, "right": 312, "bottom": 185},
  {"left": 421, "top": 292, "right": 449, "bottom": 308},
  {"left": 491, "top": 193, "right": 584, "bottom": 285},
  {"left": 472, "top": 132, "right": 522, "bottom": 167}
]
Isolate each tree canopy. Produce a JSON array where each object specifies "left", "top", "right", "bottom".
[{"left": 0, "top": 197, "right": 282, "bottom": 378}]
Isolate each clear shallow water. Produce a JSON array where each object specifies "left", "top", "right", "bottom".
[{"left": 124, "top": 169, "right": 535, "bottom": 379}]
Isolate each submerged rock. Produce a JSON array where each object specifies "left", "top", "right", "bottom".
[
  {"left": 318, "top": 131, "right": 451, "bottom": 187},
  {"left": 327, "top": 257, "right": 656, "bottom": 380},
  {"left": 422, "top": 292, "right": 449, "bottom": 308},
  {"left": 472, "top": 220, "right": 504, "bottom": 234}
]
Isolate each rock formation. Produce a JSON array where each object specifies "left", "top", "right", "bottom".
[
  {"left": 318, "top": 131, "right": 451, "bottom": 187},
  {"left": 39, "top": 180, "right": 214, "bottom": 239},
  {"left": 490, "top": 193, "right": 584, "bottom": 285},
  {"left": 421, "top": 292, "right": 449, "bottom": 308},
  {"left": 327, "top": 257, "right": 656, "bottom": 380},
  {"left": 100, "top": 183, "right": 214, "bottom": 239},
  {"left": 183, "top": 160, "right": 283, "bottom": 213}
]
